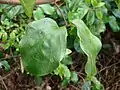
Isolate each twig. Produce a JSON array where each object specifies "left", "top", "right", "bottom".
[
  {"left": 20, "top": 57, "right": 24, "bottom": 73},
  {"left": 69, "top": 85, "right": 79, "bottom": 90},
  {"left": 0, "top": 75, "right": 8, "bottom": 90},
  {"left": 54, "top": 2, "right": 68, "bottom": 26},
  {"left": 0, "top": 55, "right": 21, "bottom": 61},
  {"left": 77, "top": 73, "right": 85, "bottom": 83},
  {"left": 2, "top": 67, "right": 19, "bottom": 80},
  {"left": 98, "top": 60, "right": 120, "bottom": 73}
]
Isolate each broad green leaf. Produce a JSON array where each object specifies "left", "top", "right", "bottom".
[
  {"left": 39, "top": 4, "right": 55, "bottom": 15},
  {"left": 109, "top": 16, "right": 120, "bottom": 32},
  {"left": 33, "top": 7, "right": 45, "bottom": 20},
  {"left": 86, "top": 10, "right": 95, "bottom": 25},
  {"left": 72, "top": 19, "right": 102, "bottom": 78},
  {"left": 20, "top": 18, "right": 67, "bottom": 76},
  {"left": 0, "top": 60, "right": 10, "bottom": 71},
  {"left": 19, "top": 0, "right": 35, "bottom": 18}
]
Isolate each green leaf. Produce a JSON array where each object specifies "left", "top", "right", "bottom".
[
  {"left": 20, "top": 18, "right": 67, "bottom": 76},
  {"left": 61, "top": 56, "right": 72, "bottom": 65},
  {"left": 10, "top": 31, "right": 16, "bottom": 40},
  {"left": 90, "top": 20, "right": 105, "bottom": 36},
  {"left": 35, "top": 76, "right": 43, "bottom": 86},
  {"left": 74, "top": 37, "right": 83, "bottom": 53},
  {"left": 2, "top": 31, "right": 7, "bottom": 42},
  {"left": 39, "top": 4, "right": 55, "bottom": 15},
  {"left": 1, "top": 43, "right": 10, "bottom": 50},
  {"left": 0, "top": 60, "right": 10, "bottom": 71},
  {"left": 7, "top": 5, "right": 23, "bottom": 19},
  {"left": 85, "top": 0, "right": 91, "bottom": 4},
  {"left": 91, "top": 0, "right": 98, "bottom": 7},
  {"left": 19, "top": 0, "right": 35, "bottom": 18},
  {"left": 92, "top": 77, "right": 104, "bottom": 90},
  {"left": 115, "top": 0, "right": 120, "bottom": 9},
  {"left": 0, "top": 32, "right": 3, "bottom": 39},
  {"left": 62, "top": 78, "right": 70, "bottom": 88},
  {"left": 95, "top": 10, "right": 103, "bottom": 20},
  {"left": 65, "top": 49, "right": 72, "bottom": 55},
  {"left": 72, "top": 19, "right": 102, "bottom": 78},
  {"left": 69, "top": 0, "right": 82, "bottom": 11},
  {"left": 70, "top": 71, "right": 78, "bottom": 84},
  {"left": 112, "top": 9, "right": 120, "bottom": 18},
  {"left": 109, "top": 16, "right": 120, "bottom": 32},
  {"left": 95, "top": 2, "right": 105, "bottom": 8},
  {"left": 33, "top": 7, "right": 45, "bottom": 20},
  {"left": 54, "top": 63, "right": 71, "bottom": 79},
  {"left": 68, "top": 3, "right": 89, "bottom": 21},
  {"left": 61, "top": 48, "right": 72, "bottom": 65},
  {"left": 86, "top": 10, "right": 95, "bottom": 25},
  {"left": 82, "top": 81, "right": 91, "bottom": 90}
]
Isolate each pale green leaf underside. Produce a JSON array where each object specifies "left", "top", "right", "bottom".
[
  {"left": 20, "top": 18, "right": 67, "bottom": 76},
  {"left": 72, "top": 19, "right": 102, "bottom": 77},
  {"left": 19, "top": 0, "right": 35, "bottom": 17}
]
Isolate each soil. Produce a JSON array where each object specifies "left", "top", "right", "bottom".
[{"left": 0, "top": 29, "right": 120, "bottom": 90}]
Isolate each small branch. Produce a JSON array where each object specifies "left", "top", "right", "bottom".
[
  {"left": 54, "top": 1, "right": 68, "bottom": 26},
  {"left": 0, "top": 75, "right": 8, "bottom": 90},
  {"left": 98, "top": 60, "right": 120, "bottom": 73},
  {"left": 0, "top": 55, "right": 21, "bottom": 61}
]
